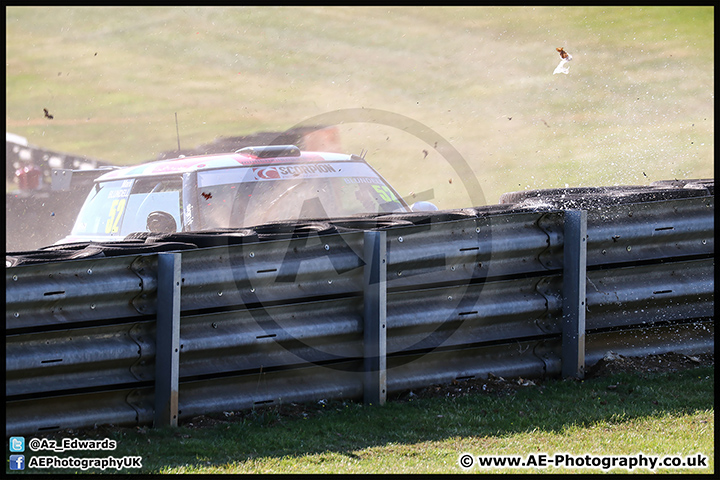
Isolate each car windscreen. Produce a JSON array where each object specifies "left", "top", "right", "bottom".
[
  {"left": 70, "top": 177, "right": 182, "bottom": 237},
  {"left": 196, "top": 162, "right": 407, "bottom": 229}
]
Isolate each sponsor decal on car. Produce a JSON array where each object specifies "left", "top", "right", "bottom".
[{"left": 252, "top": 164, "right": 339, "bottom": 180}]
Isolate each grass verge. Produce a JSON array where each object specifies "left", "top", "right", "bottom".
[
  {"left": 6, "top": 7, "right": 714, "bottom": 207},
  {"left": 8, "top": 363, "right": 713, "bottom": 474}
]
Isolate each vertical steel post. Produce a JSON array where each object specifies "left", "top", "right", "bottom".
[
  {"left": 154, "top": 252, "right": 181, "bottom": 427},
  {"left": 562, "top": 210, "right": 587, "bottom": 379},
  {"left": 363, "top": 231, "right": 387, "bottom": 405}
]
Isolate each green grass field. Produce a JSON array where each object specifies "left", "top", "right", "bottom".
[
  {"left": 5, "top": 9, "right": 715, "bottom": 472},
  {"left": 6, "top": 6, "right": 714, "bottom": 207},
  {"left": 7, "top": 365, "right": 713, "bottom": 474}
]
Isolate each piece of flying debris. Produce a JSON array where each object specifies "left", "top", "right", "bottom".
[{"left": 553, "top": 47, "right": 572, "bottom": 75}]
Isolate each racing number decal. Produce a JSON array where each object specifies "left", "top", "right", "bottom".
[
  {"left": 105, "top": 198, "right": 127, "bottom": 234},
  {"left": 372, "top": 185, "right": 399, "bottom": 203}
]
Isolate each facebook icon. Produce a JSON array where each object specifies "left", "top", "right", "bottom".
[{"left": 9, "top": 454, "right": 25, "bottom": 470}]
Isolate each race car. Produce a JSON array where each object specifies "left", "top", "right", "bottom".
[{"left": 57, "top": 145, "right": 432, "bottom": 244}]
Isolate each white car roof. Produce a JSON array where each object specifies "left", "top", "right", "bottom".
[{"left": 96, "top": 149, "right": 357, "bottom": 182}]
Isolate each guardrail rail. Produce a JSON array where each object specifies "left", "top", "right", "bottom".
[{"left": 5, "top": 180, "right": 714, "bottom": 436}]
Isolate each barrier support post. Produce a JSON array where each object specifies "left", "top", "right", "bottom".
[
  {"left": 363, "top": 231, "right": 387, "bottom": 406},
  {"left": 154, "top": 252, "right": 181, "bottom": 427},
  {"left": 562, "top": 209, "right": 587, "bottom": 379}
]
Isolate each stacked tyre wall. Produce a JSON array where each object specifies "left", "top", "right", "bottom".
[{"left": 5, "top": 179, "right": 714, "bottom": 435}]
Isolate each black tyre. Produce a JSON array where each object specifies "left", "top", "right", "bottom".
[
  {"left": 93, "top": 240, "right": 197, "bottom": 256},
  {"left": 499, "top": 186, "right": 651, "bottom": 204},
  {"left": 253, "top": 222, "right": 338, "bottom": 241},
  {"left": 499, "top": 185, "right": 710, "bottom": 209},
  {"left": 6, "top": 245, "right": 105, "bottom": 266},
  {"left": 36, "top": 242, "right": 94, "bottom": 251},
  {"left": 124, "top": 231, "right": 154, "bottom": 241},
  {"left": 6, "top": 251, "right": 75, "bottom": 267},
  {"left": 651, "top": 178, "right": 714, "bottom": 195},
  {"left": 472, "top": 203, "right": 526, "bottom": 216},
  {"left": 377, "top": 208, "right": 477, "bottom": 225},
  {"left": 328, "top": 217, "right": 413, "bottom": 232},
  {"left": 146, "top": 229, "right": 259, "bottom": 248}
]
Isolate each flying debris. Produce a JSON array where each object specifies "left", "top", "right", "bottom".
[{"left": 553, "top": 47, "right": 572, "bottom": 75}]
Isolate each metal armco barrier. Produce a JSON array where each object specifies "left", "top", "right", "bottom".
[
  {"left": 5, "top": 185, "right": 714, "bottom": 436},
  {"left": 562, "top": 209, "right": 587, "bottom": 378}
]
